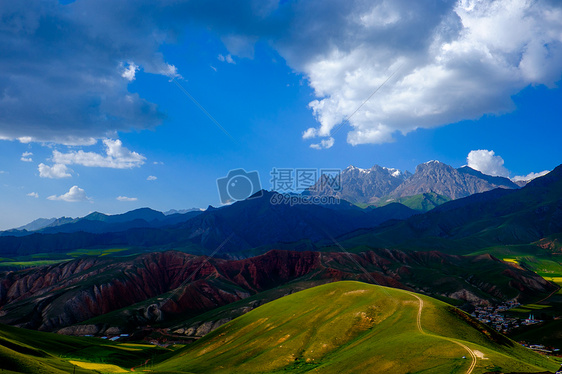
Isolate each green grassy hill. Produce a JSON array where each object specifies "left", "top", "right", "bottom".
[
  {"left": 155, "top": 281, "right": 558, "bottom": 374},
  {"left": 0, "top": 323, "right": 169, "bottom": 373}
]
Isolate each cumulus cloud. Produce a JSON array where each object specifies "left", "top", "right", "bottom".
[
  {"left": 38, "top": 163, "right": 72, "bottom": 179},
  {"left": 512, "top": 170, "right": 550, "bottom": 183},
  {"left": 310, "top": 137, "right": 335, "bottom": 150},
  {"left": 121, "top": 62, "right": 139, "bottom": 81},
  {"left": 467, "top": 150, "right": 509, "bottom": 177},
  {"left": 293, "top": 0, "right": 562, "bottom": 146},
  {"left": 116, "top": 196, "right": 138, "bottom": 201},
  {"left": 27, "top": 192, "right": 39, "bottom": 198},
  {"left": 47, "top": 186, "right": 91, "bottom": 202},
  {"left": 218, "top": 54, "right": 236, "bottom": 64},
  {"left": 21, "top": 152, "right": 33, "bottom": 162},
  {"left": 52, "top": 139, "right": 145, "bottom": 169},
  {"left": 147, "top": 175, "right": 157, "bottom": 181}
]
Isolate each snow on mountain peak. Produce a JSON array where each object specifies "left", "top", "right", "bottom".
[{"left": 345, "top": 165, "right": 368, "bottom": 173}]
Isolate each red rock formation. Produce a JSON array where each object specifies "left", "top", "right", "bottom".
[{"left": 0, "top": 249, "right": 555, "bottom": 333}]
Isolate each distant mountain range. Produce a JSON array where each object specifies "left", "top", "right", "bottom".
[
  {"left": 3, "top": 207, "right": 204, "bottom": 237},
  {"left": 311, "top": 160, "right": 519, "bottom": 206},
  {"left": 0, "top": 195, "right": 418, "bottom": 256},
  {"left": 0, "top": 161, "right": 558, "bottom": 258},
  {"left": 3, "top": 160, "right": 523, "bottom": 237}
]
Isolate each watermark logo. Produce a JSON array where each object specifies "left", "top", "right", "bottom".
[
  {"left": 270, "top": 194, "right": 340, "bottom": 206},
  {"left": 270, "top": 168, "right": 341, "bottom": 192},
  {"left": 270, "top": 168, "right": 341, "bottom": 206},
  {"left": 216, "top": 168, "right": 262, "bottom": 204},
  {"left": 216, "top": 167, "right": 342, "bottom": 205}
]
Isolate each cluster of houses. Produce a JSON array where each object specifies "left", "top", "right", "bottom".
[
  {"left": 470, "top": 301, "right": 524, "bottom": 333},
  {"left": 469, "top": 301, "right": 562, "bottom": 354},
  {"left": 471, "top": 301, "right": 546, "bottom": 334}
]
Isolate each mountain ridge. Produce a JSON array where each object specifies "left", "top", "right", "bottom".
[{"left": 312, "top": 160, "right": 520, "bottom": 206}]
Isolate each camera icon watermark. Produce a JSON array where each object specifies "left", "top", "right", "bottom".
[{"left": 216, "top": 168, "right": 263, "bottom": 204}]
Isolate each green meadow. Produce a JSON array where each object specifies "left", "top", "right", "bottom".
[{"left": 154, "top": 281, "right": 558, "bottom": 374}]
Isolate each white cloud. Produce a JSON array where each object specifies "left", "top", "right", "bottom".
[
  {"left": 117, "top": 196, "right": 138, "bottom": 201},
  {"left": 293, "top": 0, "right": 562, "bottom": 147},
  {"left": 512, "top": 170, "right": 550, "bottom": 182},
  {"left": 52, "top": 139, "right": 145, "bottom": 169},
  {"left": 218, "top": 54, "right": 236, "bottom": 64},
  {"left": 38, "top": 163, "right": 72, "bottom": 179},
  {"left": 467, "top": 150, "right": 509, "bottom": 177},
  {"left": 302, "top": 128, "right": 317, "bottom": 139},
  {"left": 21, "top": 152, "right": 33, "bottom": 162},
  {"left": 147, "top": 175, "right": 157, "bottom": 181},
  {"left": 27, "top": 192, "right": 39, "bottom": 198},
  {"left": 47, "top": 186, "right": 91, "bottom": 202},
  {"left": 310, "top": 137, "right": 335, "bottom": 150},
  {"left": 121, "top": 62, "right": 139, "bottom": 81}
]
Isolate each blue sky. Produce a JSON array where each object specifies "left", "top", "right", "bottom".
[{"left": 1, "top": 0, "right": 561, "bottom": 229}]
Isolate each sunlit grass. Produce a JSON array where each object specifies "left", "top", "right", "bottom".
[
  {"left": 0, "top": 259, "right": 69, "bottom": 267},
  {"left": 117, "top": 343, "right": 155, "bottom": 348},
  {"left": 69, "top": 360, "right": 128, "bottom": 373},
  {"left": 523, "top": 304, "right": 551, "bottom": 310},
  {"left": 502, "top": 258, "right": 519, "bottom": 264},
  {"left": 67, "top": 248, "right": 128, "bottom": 257}
]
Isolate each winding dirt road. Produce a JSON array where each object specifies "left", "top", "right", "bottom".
[{"left": 408, "top": 292, "right": 477, "bottom": 374}]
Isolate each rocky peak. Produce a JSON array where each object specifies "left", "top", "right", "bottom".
[
  {"left": 390, "top": 161, "right": 518, "bottom": 200},
  {"left": 313, "top": 164, "right": 410, "bottom": 204}
]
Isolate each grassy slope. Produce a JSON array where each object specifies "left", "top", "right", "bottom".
[
  {"left": 0, "top": 323, "right": 169, "bottom": 373},
  {"left": 155, "top": 281, "right": 557, "bottom": 374},
  {"left": 377, "top": 193, "right": 451, "bottom": 212}
]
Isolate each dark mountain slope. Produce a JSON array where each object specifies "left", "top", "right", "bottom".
[
  {"left": 0, "top": 192, "right": 417, "bottom": 256},
  {"left": 457, "top": 165, "right": 519, "bottom": 189}
]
